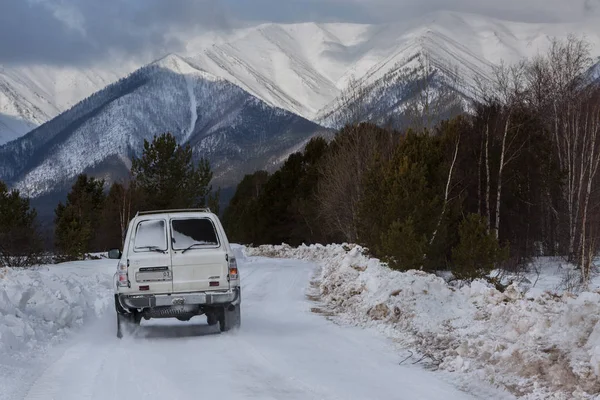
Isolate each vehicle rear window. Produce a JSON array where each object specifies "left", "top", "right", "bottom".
[
  {"left": 171, "top": 218, "right": 219, "bottom": 250},
  {"left": 134, "top": 219, "right": 167, "bottom": 251}
]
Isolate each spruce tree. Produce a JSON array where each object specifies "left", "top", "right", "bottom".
[
  {"left": 131, "top": 133, "right": 213, "bottom": 211},
  {"left": 0, "top": 181, "right": 42, "bottom": 267},
  {"left": 54, "top": 174, "right": 105, "bottom": 260},
  {"left": 97, "top": 182, "right": 128, "bottom": 251},
  {"left": 451, "top": 214, "right": 509, "bottom": 280},
  {"left": 358, "top": 132, "right": 449, "bottom": 270},
  {"left": 223, "top": 171, "right": 270, "bottom": 244}
]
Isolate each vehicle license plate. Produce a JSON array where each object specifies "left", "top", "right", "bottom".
[{"left": 136, "top": 270, "right": 172, "bottom": 282}]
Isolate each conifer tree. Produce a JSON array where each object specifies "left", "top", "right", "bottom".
[
  {"left": 452, "top": 214, "right": 508, "bottom": 280},
  {"left": 0, "top": 181, "right": 42, "bottom": 267},
  {"left": 131, "top": 132, "right": 213, "bottom": 211},
  {"left": 54, "top": 174, "right": 106, "bottom": 260}
]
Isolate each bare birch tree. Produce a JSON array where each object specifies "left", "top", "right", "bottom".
[
  {"left": 523, "top": 35, "right": 600, "bottom": 283},
  {"left": 490, "top": 62, "right": 527, "bottom": 239},
  {"left": 316, "top": 124, "right": 395, "bottom": 242},
  {"left": 428, "top": 129, "right": 460, "bottom": 248}
]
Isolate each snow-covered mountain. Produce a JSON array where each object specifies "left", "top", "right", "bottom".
[
  {"left": 3, "top": 11, "right": 600, "bottom": 144},
  {"left": 2, "top": 11, "right": 600, "bottom": 204},
  {"left": 190, "top": 11, "right": 600, "bottom": 124},
  {"left": 0, "top": 64, "right": 136, "bottom": 145},
  {"left": 0, "top": 54, "right": 328, "bottom": 199}
]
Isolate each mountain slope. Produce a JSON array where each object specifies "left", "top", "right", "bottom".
[
  {"left": 0, "top": 63, "right": 135, "bottom": 145},
  {"left": 0, "top": 55, "right": 328, "bottom": 198},
  {"left": 2, "top": 11, "right": 600, "bottom": 144},
  {"left": 190, "top": 11, "right": 600, "bottom": 124}
]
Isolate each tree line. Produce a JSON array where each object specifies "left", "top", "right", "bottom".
[
  {"left": 0, "top": 132, "right": 218, "bottom": 266},
  {"left": 1, "top": 36, "right": 599, "bottom": 284},
  {"left": 224, "top": 36, "right": 600, "bottom": 283}
]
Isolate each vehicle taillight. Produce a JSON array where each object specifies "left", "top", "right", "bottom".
[
  {"left": 117, "top": 262, "right": 129, "bottom": 287},
  {"left": 228, "top": 257, "right": 238, "bottom": 280}
]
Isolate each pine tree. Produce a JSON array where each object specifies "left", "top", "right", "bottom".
[
  {"left": 131, "top": 132, "right": 213, "bottom": 211},
  {"left": 451, "top": 214, "right": 509, "bottom": 280},
  {"left": 222, "top": 137, "right": 329, "bottom": 245},
  {"left": 0, "top": 181, "right": 42, "bottom": 267},
  {"left": 54, "top": 175, "right": 106, "bottom": 260},
  {"left": 222, "top": 170, "right": 270, "bottom": 244},
  {"left": 358, "top": 131, "right": 450, "bottom": 270},
  {"left": 96, "top": 182, "right": 135, "bottom": 251}
]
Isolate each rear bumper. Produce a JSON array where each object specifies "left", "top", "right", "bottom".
[{"left": 118, "top": 287, "right": 240, "bottom": 310}]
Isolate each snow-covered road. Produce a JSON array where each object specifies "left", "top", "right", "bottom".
[{"left": 2, "top": 254, "right": 482, "bottom": 400}]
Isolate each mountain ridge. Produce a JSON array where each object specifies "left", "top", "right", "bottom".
[
  {"left": 3, "top": 11, "right": 600, "bottom": 143},
  {"left": 0, "top": 56, "right": 330, "bottom": 200}
]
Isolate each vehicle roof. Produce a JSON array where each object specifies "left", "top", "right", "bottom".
[{"left": 133, "top": 209, "right": 217, "bottom": 220}]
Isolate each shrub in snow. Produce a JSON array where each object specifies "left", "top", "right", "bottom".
[
  {"left": 247, "top": 243, "right": 600, "bottom": 399},
  {"left": 452, "top": 214, "right": 509, "bottom": 281}
]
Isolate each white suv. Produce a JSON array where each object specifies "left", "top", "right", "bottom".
[{"left": 108, "top": 208, "right": 241, "bottom": 338}]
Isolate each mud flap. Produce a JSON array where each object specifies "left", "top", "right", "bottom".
[
  {"left": 219, "top": 304, "right": 241, "bottom": 332},
  {"left": 116, "top": 312, "right": 141, "bottom": 338},
  {"left": 116, "top": 313, "right": 124, "bottom": 339}
]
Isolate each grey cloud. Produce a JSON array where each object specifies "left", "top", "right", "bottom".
[
  {"left": 224, "top": 0, "right": 600, "bottom": 24},
  {"left": 585, "top": 0, "right": 600, "bottom": 12},
  {"left": 0, "top": 0, "right": 231, "bottom": 66},
  {"left": 1, "top": 0, "right": 597, "bottom": 66},
  {"left": 354, "top": 0, "right": 599, "bottom": 23}
]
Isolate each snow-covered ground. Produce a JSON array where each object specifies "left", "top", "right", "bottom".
[
  {"left": 491, "top": 257, "right": 600, "bottom": 297},
  {"left": 0, "top": 246, "right": 512, "bottom": 400},
  {"left": 246, "top": 244, "right": 600, "bottom": 400}
]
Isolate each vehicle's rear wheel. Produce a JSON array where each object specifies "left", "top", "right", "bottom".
[{"left": 219, "top": 304, "right": 241, "bottom": 332}]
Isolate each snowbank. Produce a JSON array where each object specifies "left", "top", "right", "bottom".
[
  {"left": 0, "top": 260, "right": 113, "bottom": 359},
  {"left": 231, "top": 243, "right": 248, "bottom": 264},
  {"left": 247, "top": 244, "right": 600, "bottom": 400}
]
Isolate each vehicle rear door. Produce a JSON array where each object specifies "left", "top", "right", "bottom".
[
  {"left": 128, "top": 218, "right": 173, "bottom": 293},
  {"left": 169, "top": 216, "right": 230, "bottom": 293}
]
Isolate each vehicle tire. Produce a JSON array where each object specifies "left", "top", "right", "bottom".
[{"left": 219, "top": 304, "right": 241, "bottom": 332}]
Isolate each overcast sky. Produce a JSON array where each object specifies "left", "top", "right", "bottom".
[{"left": 1, "top": 0, "right": 599, "bottom": 66}]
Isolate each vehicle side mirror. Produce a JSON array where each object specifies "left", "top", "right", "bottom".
[{"left": 108, "top": 249, "right": 122, "bottom": 259}]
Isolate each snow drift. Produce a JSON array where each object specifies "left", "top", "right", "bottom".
[
  {"left": 0, "top": 261, "right": 113, "bottom": 359},
  {"left": 246, "top": 243, "right": 600, "bottom": 399}
]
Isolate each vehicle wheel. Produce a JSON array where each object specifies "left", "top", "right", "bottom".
[{"left": 219, "top": 304, "right": 241, "bottom": 332}]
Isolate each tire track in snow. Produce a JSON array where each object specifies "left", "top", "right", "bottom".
[
  {"left": 234, "top": 334, "right": 343, "bottom": 400},
  {"left": 23, "top": 341, "right": 105, "bottom": 400}
]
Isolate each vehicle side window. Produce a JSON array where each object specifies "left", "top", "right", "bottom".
[
  {"left": 171, "top": 218, "right": 219, "bottom": 250},
  {"left": 134, "top": 219, "right": 167, "bottom": 251}
]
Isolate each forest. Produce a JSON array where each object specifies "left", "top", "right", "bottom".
[
  {"left": 1, "top": 36, "right": 599, "bottom": 284},
  {"left": 223, "top": 36, "right": 600, "bottom": 283}
]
